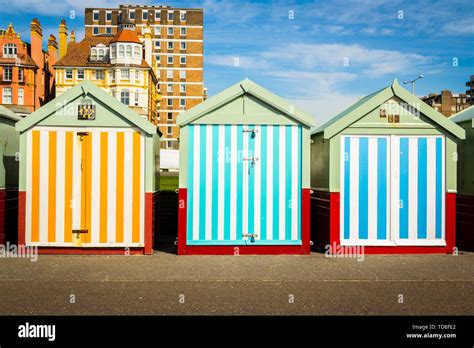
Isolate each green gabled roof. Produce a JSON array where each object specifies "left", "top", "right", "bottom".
[
  {"left": 16, "top": 80, "right": 157, "bottom": 135},
  {"left": 0, "top": 105, "right": 21, "bottom": 122},
  {"left": 176, "top": 78, "right": 315, "bottom": 127},
  {"left": 450, "top": 105, "right": 474, "bottom": 127},
  {"left": 313, "top": 79, "right": 465, "bottom": 140}
]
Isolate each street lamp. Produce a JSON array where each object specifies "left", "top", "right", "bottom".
[{"left": 403, "top": 75, "right": 424, "bottom": 95}]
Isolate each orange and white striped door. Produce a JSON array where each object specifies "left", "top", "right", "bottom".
[{"left": 25, "top": 127, "right": 145, "bottom": 247}]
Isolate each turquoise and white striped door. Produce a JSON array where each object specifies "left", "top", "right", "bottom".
[
  {"left": 186, "top": 124, "right": 302, "bottom": 245},
  {"left": 341, "top": 135, "right": 445, "bottom": 246}
]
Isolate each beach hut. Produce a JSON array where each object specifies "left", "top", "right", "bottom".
[
  {"left": 311, "top": 79, "right": 465, "bottom": 254},
  {"left": 176, "top": 79, "right": 314, "bottom": 255},
  {"left": 16, "top": 81, "right": 160, "bottom": 254},
  {"left": 0, "top": 105, "right": 20, "bottom": 244},
  {"left": 450, "top": 106, "right": 474, "bottom": 251}
]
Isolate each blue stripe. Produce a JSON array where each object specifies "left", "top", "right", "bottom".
[
  {"left": 260, "top": 126, "right": 267, "bottom": 241},
  {"left": 187, "top": 125, "right": 194, "bottom": 241},
  {"left": 377, "top": 138, "right": 387, "bottom": 240},
  {"left": 285, "top": 126, "right": 292, "bottom": 241},
  {"left": 358, "top": 138, "right": 369, "bottom": 239},
  {"left": 273, "top": 126, "right": 280, "bottom": 240},
  {"left": 435, "top": 138, "right": 442, "bottom": 239},
  {"left": 297, "top": 126, "right": 302, "bottom": 240},
  {"left": 248, "top": 125, "right": 255, "bottom": 235},
  {"left": 344, "top": 137, "right": 351, "bottom": 239},
  {"left": 418, "top": 138, "right": 427, "bottom": 239},
  {"left": 211, "top": 126, "right": 219, "bottom": 241},
  {"left": 236, "top": 125, "right": 243, "bottom": 240},
  {"left": 224, "top": 125, "right": 231, "bottom": 241},
  {"left": 199, "top": 125, "right": 207, "bottom": 241},
  {"left": 399, "top": 138, "right": 409, "bottom": 239}
]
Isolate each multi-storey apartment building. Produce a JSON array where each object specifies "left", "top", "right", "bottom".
[
  {"left": 421, "top": 90, "right": 470, "bottom": 117},
  {"left": 466, "top": 75, "right": 474, "bottom": 105},
  {"left": 0, "top": 19, "right": 57, "bottom": 117},
  {"left": 84, "top": 5, "right": 204, "bottom": 155},
  {"left": 54, "top": 17, "right": 160, "bottom": 123}
]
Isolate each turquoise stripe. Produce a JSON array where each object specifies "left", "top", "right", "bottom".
[
  {"left": 199, "top": 125, "right": 207, "bottom": 241},
  {"left": 297, "top": 126, "right": 302, "bottom": 240},
  {"left": 435, "top": 137, "right": 442, "bottom": 239},
  {"left": 211, "top": 125, "right": 219, "bottom": 241},
  {"left": 187, "top": 239, "right": 302, "bottom": 246},
  {"left": 248, "top": 125, "right": 255, "bottom": 236},
  {"left": 399, "top": 138, "right": 409, "bottom": 239},
  {"left": 224, "top": 125, "right": 231, "bottom": 241},
  {"left": 272, "top": 126, "right": 280, "bottom": 240},
  {"left": 236, "top": 125, "right": 243, "bottom": 241},
  {"left": 358, "top": 137, "right": 368, "bottom": 239},
  {"left": 343, "top": 137, "right": 350, "bottom": 239},
  {"left": 418, "top": 137, "right": 427, "bottom": 239},
  {"left": 377, "top": 138, "right": 387, "bottom": 240},
  {"left": 187, "top": 125, "right": 194, "bottom": 241},
  {"left": 260, "top": 126, "right": 267, "bottom": 241},
  {"left": 285, "top": 126, "right": 292, "bottom": 241}
]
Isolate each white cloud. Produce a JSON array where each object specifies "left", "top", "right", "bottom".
[{"left": 442, "top": 18, "right": 474, "bottom": 35}]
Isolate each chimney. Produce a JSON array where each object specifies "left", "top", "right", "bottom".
[
  {"left": 70, "top": 30, "right": 76, "bottom": 43},
  {"left": 58, "top": 19, "right": 68, "bottom": 59},
  {"left": 48, "top": 34, "right": 58, "bottom": 64},
  {"left": 142, "top": 27, "right": 152, "bottom": 67},
  {"left": 30, "top": 18, "right": 43, "bottom": 65}
]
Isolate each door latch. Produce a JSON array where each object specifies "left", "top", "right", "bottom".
[
  {"left": 242, "top": 233, "right": 258, "bottom": 243},
  {"left": 243, "top": 128, "right": 258, "bottom": 138},
  {"left": 242, "top": 157, "right": 258, "bottom": 174},
  {"left": 72, "top": 229, "right": 88, "bottom": 240}
]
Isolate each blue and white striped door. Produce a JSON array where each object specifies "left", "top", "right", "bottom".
[
  {"left": 186, "top": 124, "right": 302, "bottom": 245},
  {"left": 341, "top": 136, "right": 390, "bottom": 244}
]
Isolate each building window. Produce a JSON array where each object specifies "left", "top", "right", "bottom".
[
  {"left": 156, "top": 56, "right": 161, "bottom": 64},
  {"left": 93, "top": 11, "right": 99, "bottom": 21},
  {"left": 166, "top": 70, "right": 173, "bottom": 79},
  {"left": 106, "top": 11, "right": 112, "bottom": 21},
  {"left": 180, "top": 98, "right": 186, "bottom": 108},
  {"left": 2, "top": 87, "right": 12, "bottom": 104},
  {"left": 121, "top": 90, "right": 130, "bottom": 105},
  {"left": 167, "top": 112, "right": 173, "bottom": 121},
  {"left": 3, "top": 43, "right": 17, "bottom": 58},
  {"left": 111, "top": 45, "right": 116, "bottom": 58},
  {"left": 180, "top": 28, "right": 186, "bottom": 36},
  {"left": 126, "top": 45, "right": 132, "bottom": 57},
  {"left": 66, "top": 69, "right": 73, "bottom": 80},
  {"left": 93, "top": 27, "right": 99, "bottom": 35},
  {"left": 95, "top": 70, "right": 104, "bottom": 80},
  {"left": 167, "top": 27, "right": 173, "bottom": 36},
  {"left": 106, "top": 27, "right": 112, "bottom": 35},
  {"left": 167, "top": 141, "right": 173, "bottom": 148},
  {"left": 119, "top": 45, "right": 124, "bottom": 57},
  {"left": 134, "top": 90, "right": 140, "bottom": 105},
  {"left": 180, "top": 56, "right": 186, "bottom": 64},
  {"left": 168, "top": 11, "right": 174, "bottom": 21},
  {"left": 167, "top": 98, "right": 173, "bottom": 107},
  {"left": 155, "top": 41, "right": 161, "bottom": 49},
  {"left": 111, "top": 70, "right": 116, "bottom": 82},
  {"left": 180, "top": 42, "right": 187, "bottom": 50},
  {"left": 98, "top": 49, "right": 105, "bottom": 60},
  {"left": 167, "top": 42, "right": 173, "bottom": 50},
  {"left": 180, "top": 84, "right": 186, "bottom": 93},
  {"left": 155, "top": 10, "right": 161, "bottom": 19},
  {"left": 18, "top": 68, "right": 24, "bottom": 82},
  {"left": 167, "top": 84, "right": 173, "bottom": 93},
  {"left": 135, "top": 70, "right": 141, "bottom": 83},
  {"left": 121, "top": 69, "right": 130, "bottom": 80},
  {"left": 77, "top": 69, "right": 84, "bottom": 80},
  {"left": 167, "top": 127, "right": 173, "bottom": 135},
  {"left": 179, "top": 70, "right": 186, "bottom": 79},
  {"left": 3, "top": 66, "right": 12, "bottom": 81},
  {"left": 157, "top": 70, "right": 161, "bottom": 78},
  {"left": 180, "top": 11, "right": 187, "bottom": 21},
  {"left": 155, "top": 27, "right": 161, "bottom": 36},
  {"left": 134, "top": 45, "right": 141, "bottom": 58},
  {"left": 18, "top": 88, "right": 24, "bottom": 105},
  {"left": 167, "top": 56, "right": 173, "bottom": 64},
  {"left": 130, "top": 10, "right": 135, "bottom": 20},
  {"left": 143, "top": 10, "right": 148, "bottom": 20},
  {"left": 91, "top": 49, "right": 97, "bottom": 60}
]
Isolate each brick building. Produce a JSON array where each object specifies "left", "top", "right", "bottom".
[
  {"left": 421, "top": 90, "right": 470, "bottom": 117},
  {"left": 466, "top": 75, "right": 474, "bottom": 105},
  {"left": 0, "top": 19, "right": 57, "bottom": 117},
  {"left": 83, "top": 4, "right": 205, "bottom": 156}
]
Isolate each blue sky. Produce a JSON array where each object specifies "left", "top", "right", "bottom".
[{"left": 1, "top": 0, "right": 473, "bottom": 124}]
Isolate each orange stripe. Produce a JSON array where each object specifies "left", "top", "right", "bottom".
[
  {"left": 116, "top": 132, "right": 124, "bottom": 243},
  {"left": 132, "top": 131, "right": 141, "bottom": 243},
  {"left": 31, "top": 131, "right": 40, "bottom": 242},
  {"left": 64, "top": 132, "right": 73, "bottom": 243},
  {"left": 47, "top": 131, "right": 57, "bottom": 242},
  {"left": 85, "top": 133, "right": 92, "bottom": 243},
  {"left": 100, "top": 132, "right": 108, "bottom": 243}
]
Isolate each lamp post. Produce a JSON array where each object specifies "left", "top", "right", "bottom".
[{"left": 403, "top": 75, "right": 424, "bottom": 95}]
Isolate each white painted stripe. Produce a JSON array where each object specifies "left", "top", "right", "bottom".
[
  {"left": 367, "top": 138, "right": 378, "bottom": 241},
  {"left": 55, "top": 131, "right": 66, "bottom": 244},
  {"left": 426, "top": 138, "right": 436, "bottom": 239},
  {"left": 230, "top": 125, "right": 237, "bottom": 240},
  {"left": 291, "top": 126, "right": 298, "bottom": 240},
  {"left": 242, "top": 126, "right": 248, "bottom": 240},
  {"left": 390, "top": 136, "right": 400, "bottom": 241},
  {"left": 349, "top": 137, "right": 359, "bottom": 240},
  {"left": 205, "top": 125, "right": 213, "bottom": 241},
  {"left": 90, "top": 132, "right": 101, "bottom": 244},
  {"left": 266, "top": 126, "right": 273, "bottom": 240},
  {"left": 107, "top": 131, "right": 117, "bottom": 243},
  {"left": 72, "top": 132, "right": 81, "bottom": 232},
  {"left": 123, "top": 132, "right": 133, "bottom": 245},
  {"left": 254, "top": 125, "right": 261, "bottom": 240},
  {"left": 25, "top": 131, "right": 32, "bottom": 243},
  {"left": 441, "top": 137, "right": 446, "bottom": 239},
  {"left": 217, "top": 125, "right": 225, "bottom": 240},
  {"left": 139, "top": 134, "right": 145, "bottom": 243},
  {"left": 192, "top": 125, "right": 200, "bottom": 241},
  {"left": 408, "top": 138, "right": 418, "bottom": 240},
  {"left": 39, "top": 131, "right": 49, "bottom": 243},
  {"left": 279, "top": 125, "right": 286, "bottom": 241}
]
